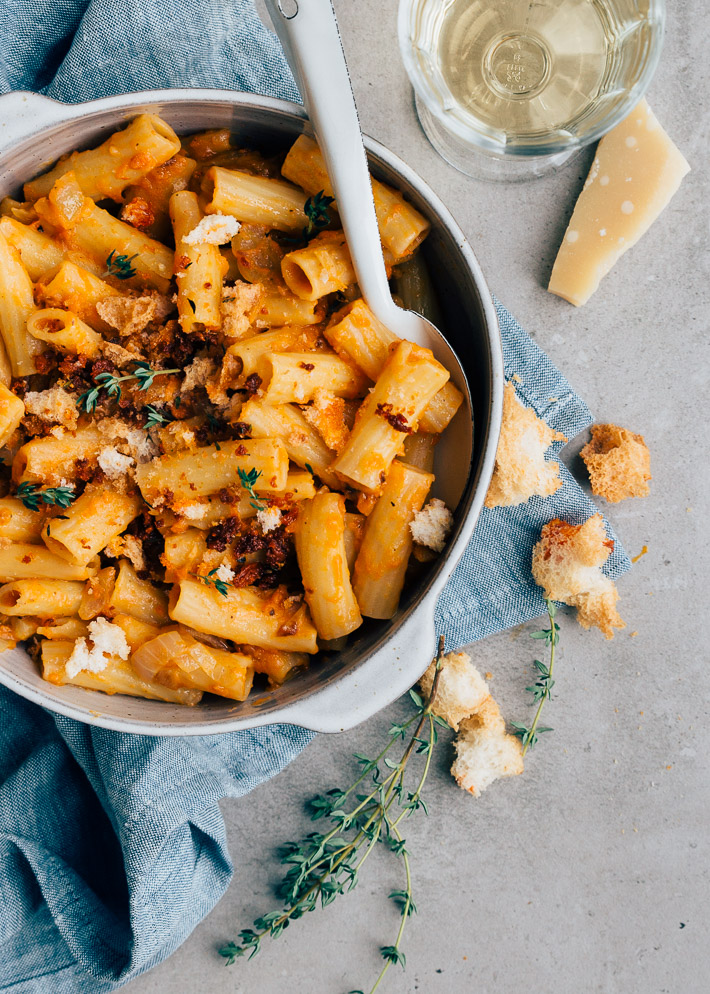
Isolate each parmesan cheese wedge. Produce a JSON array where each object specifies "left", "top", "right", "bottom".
[{"left": 548, "top": 100, "right": 690, "bottom": 306}]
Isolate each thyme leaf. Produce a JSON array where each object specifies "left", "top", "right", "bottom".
[
  {"left": 512, "top": 599, "right": 559, "bottom": 755},
  {"left": 303, "top": 190, "right": 335, "bottom": 241},
  {"left": 16, "top": 481, "right": 76, "bottom": 512},
  {"left": 77, "top": 361, "right": 181, "bottom": 413},
  {"left": 103, "top": 249, "right": 138, "bottom": 280}
]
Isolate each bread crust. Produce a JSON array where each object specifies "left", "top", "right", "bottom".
[
  {"left": 485, "top": 383, "right": 567, "bottom": 508},
  {"left": 532, "top": 514, "right": 625, "bottom": 639},
  {"left": 581, "top": 423, "right": 651, "bottom": 503}
]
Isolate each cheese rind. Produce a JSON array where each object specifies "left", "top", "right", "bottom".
[{"left": 548, "top": 100, "right": 690, "bottom": 307}]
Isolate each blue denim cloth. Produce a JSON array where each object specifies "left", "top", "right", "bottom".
[{"left": 0, "top": 2, "right": 630, "bottom": 989}]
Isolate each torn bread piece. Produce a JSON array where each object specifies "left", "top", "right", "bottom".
[
  {"left": 221, "top": 281, "right": 264, "bottom": 340},
  {"left": 410, "top": 498, "right": 453, "bottom": 553},
  {"left": 532, "top": 514, "right": 625, "bottom": 639},
  {"left": 451, "top": 699, "right": 524, "bottom": 797},
  {"left": 485, "top": 383, "right": 567, "bottom": 508},
  {"left": 95, "top": 293, "right": 173, "bottom": 337},
  {"left": 419, "top": 650, "right": 490, "bottom": 731},
  {"left": 581, "top": 423, "right": 651, "bottom": 503}
]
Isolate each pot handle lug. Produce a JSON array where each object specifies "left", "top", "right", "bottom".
[
  {"left": 264, "top": 594, "right": 439, "bottom": 733},
  {"left": 0, "top": 91, "right": 84, "bottom": 156}
]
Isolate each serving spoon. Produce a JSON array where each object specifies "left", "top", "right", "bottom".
[{"left": 264, "top": 0, "right": 471, "bottom": 396}]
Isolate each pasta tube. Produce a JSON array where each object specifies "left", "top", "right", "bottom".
[
  {"left": 123, "top": 152, "right": 197, "bottom": 242},
  {"left": 0, "top": 216, "right": 65, "bottom": 280},
  {"left": 294, "top": 493, "right": 362, "bottom": 640},
  {"left": 0, "top": 579, "right": 84, "bottom": 617},
  {"left": 253, "top": 289, "right": 323, "bottom": 328},
  {"left": 0, "top": 543, "right": 98, "bottom": 581},
  {"left": 0, "top": 497, "right": 44, "bottom": 543},
  {"left": 0, "top": 383, "right": 24, "bottom": 448},
  {"left": 169, "top": 578, "right": 319, "bottom": 653},
  {"left": 281, "top": 135, "right": 430, "bottom": 261},
  {"left": 170, "top": 190, "right": 225, "bottom": 332},
  {"left": 135, "top": 439, "right": 289, "bottom": 506},
  {"left": 227, "top": 325, "right": 322, "bottom": 382},
  {"left": 258, "top": 352, "right": 369, "bottom": 405},
  {"left": 41, "top": 640, "right": 202, "bottom": 705},
  {"left": 353, "top": 461, "right": 434, "bottom": 618},
  {"left": 203, "top": 167, "right": 308, "bottom": 232},
  {"left": 25, "top": 114, "right": 181, "bottom": 202},
  {"left": 42, "top": 490, "right": 142, "bottom": 567},
  {"left": 13, "top": 426, "right": 102, "bottom": 485},
  {"left": 240, "top": 399, "right": 340, "bottom": 489},
  {"left": 109, "top": 560, "right": 169, "bottom": 626},
  {"left": 26, "top": 308, "right": 102, "bottom": 357},
  {"left": 281, "top": 233, "right": 355, "bottom": 300},
  {"left": 325, "top": 299, "right": 463, "bottom": 434},
  {"left": 0, "top": 232, "right": 43, "bottom": 376},
  {"left": 35, "top": 173, "right": 174, "bottom": 293},
  {"left": 39, "top": 261, "right": 125, "bottom": 333},
  {"left": 332, "top": 341, "right": 449, "bottom": 493}
]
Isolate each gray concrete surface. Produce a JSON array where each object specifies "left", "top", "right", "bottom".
[{"left": 125, "top": 1, "right": 709, "bottom": 991}]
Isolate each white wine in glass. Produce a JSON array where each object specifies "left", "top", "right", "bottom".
[{"left": 399, "top": 0, "right": 665, "bottom": 179}]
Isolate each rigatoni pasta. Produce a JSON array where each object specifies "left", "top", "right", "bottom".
[{"left": 0, "top": 114, "right": 461, "bottom": 709}]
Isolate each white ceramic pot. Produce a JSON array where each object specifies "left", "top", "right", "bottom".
[{"left": 0, "top": 88, "right": 502, "bottom": 735}]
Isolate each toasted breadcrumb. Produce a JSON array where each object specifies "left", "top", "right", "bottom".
[
  {"left": 23, "top": 385, "right": 78, "bottom": 430},
  {"left": 99, "top": 340, "right": 139, "bottom": 368},
  {"left": 181, "top": 356, "right": 217, "bottom": 393},
  {"left": 300, "top": 389, "right": 350, "bottom": 452},
  {"left": 213, "top": 563, "right": 235, "bottom": 583},
  {"left": 183, "top": 214, "right": 240, "bottom": 245},
  {"left": 419, "top": 651, "right": 490, "bottom": 731},
  {"left": 409, "top": 498, "right": 453, "bottom": 553},
  {"left": 532, "top": 514, "right": 625, "bottom": 639},
  {"left": 65, "top": 617, "right": 130, "bottom": 678},
  {"left": 97, "top": 446, "right": 135, "bottom": 479},
  {"left": 221, "top": 282, "right": 263, "bottom": 340},
  {"left": 97, "top": 419, "right": 158, "bottom": 464},
  {"left": 451, "top": 700, "right": 524, "bottom": 797},
  {"left": 580, "top": 423, "right": 651, "bottom": 503},
  {"left": 485, "top": 383, "right": 567, "bottom": 508},
  {"left": 256, "top": 506, "right": 281, "bottom": 534},
  {"left": 95, "top": 294, "right": 173, "bottom": 337}
]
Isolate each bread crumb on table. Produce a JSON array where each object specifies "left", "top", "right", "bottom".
[
  {"left": 580, "top": 423, "right": 651, "bottom": 502},
  {"left": 532, "top": 513, "right": 625, "bottom": 639},
  {"left": 485, "top": 382, "right": 567, "bottom": 508}
]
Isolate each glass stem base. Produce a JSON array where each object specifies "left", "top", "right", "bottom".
[{"left": 414, "top": 93, "right": 581, "bottom": 182}]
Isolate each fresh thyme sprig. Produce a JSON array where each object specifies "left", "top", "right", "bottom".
[
  {"left": 195, "top": 567, "right": 232, "bottom": 598},
  {"left": 237, "top": 466, "right": 266, "bottom": 511},
  {"left": 16, "top": 481, "right": 76, "bottom": 512},
  {"left": 219, "top": 636, "right": 449, "bottom": 992},
  {"left": 303, "top": 190, "right": 335, "bottom": 241},
  {"left": 103, "top": 249, "right": 138, "bottom": 280},
  {"left": 77, "top": 361, "right": 181, "bottom": 413},
  {"left": 143, "top": 405, "right": 173, "bottom": 430},
  {"left": 511, "top": 598, "right": 559, "bottom": 755}
]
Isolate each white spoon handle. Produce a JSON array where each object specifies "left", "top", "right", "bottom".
[{"left": 264, "top": 0, "right": 397, "bottom": 325}]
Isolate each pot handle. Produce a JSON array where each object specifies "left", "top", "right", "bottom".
[
  {"left": 262, "top": 592, "right": 440, "bottom": 733},
  {"left": 0, "top": 91, "right": 85, "bottom": 156}
]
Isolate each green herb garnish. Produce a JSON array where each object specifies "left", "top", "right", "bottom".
[
  {"left": 511, "top": 598, "right": 559, "bottom": 754},
  {"left": 303, "top": 189, "right": 335, "bottom": 241},
  {"left": 103, "top": 249, "right": 138, "bottom": 280},
  {"left": 78, "top": 361, "right": 181, "bottom": 413},
  {"left": 16, "top": 482, "right": 76, "bottom": 512},
  {"left": 143, "top": 405, "right": 173, "bottom": 430},
  {"left": 237, "top": 466, "right": 265, "bottom": 511},
  {"left": 196, "top": 568, "right": 231, "bottom": 598},
  {"left": 219, "top": 637, "right": 448, "bottom": 992}
]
